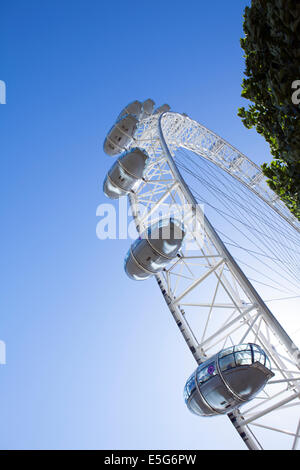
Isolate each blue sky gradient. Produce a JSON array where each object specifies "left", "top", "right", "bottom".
[{"left": 2, "top": 0, "right": 290, "bottom": 450}]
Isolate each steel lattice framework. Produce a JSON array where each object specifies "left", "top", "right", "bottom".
[{"left": 119, "top": 110, "right": 300, "bottom": 450}]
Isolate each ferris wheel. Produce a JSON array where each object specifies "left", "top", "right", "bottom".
[{"left": 102, "top": 99, "right": 300, "bottom": 450}]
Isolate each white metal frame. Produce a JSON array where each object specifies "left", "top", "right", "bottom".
[{"left": 123, "top": 110, "right": 300, "bottom": 450}]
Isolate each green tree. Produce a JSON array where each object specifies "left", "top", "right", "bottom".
[{"left": 238, "top": 0, "right": 300, "bottom": 220}]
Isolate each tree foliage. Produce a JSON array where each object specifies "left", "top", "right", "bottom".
[{"left": 238, "top": 0, "right": 300, "bottom": 220}]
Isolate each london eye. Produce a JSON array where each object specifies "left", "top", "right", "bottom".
[{"left": 102, "top": 99, "right": 300, "bottom": 450}]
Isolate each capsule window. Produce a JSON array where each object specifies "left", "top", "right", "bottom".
[
  {"left": 235, "top": 350, "right": 252, "bottom": 366},
  {"left": 131, "top": 237, "right": 142, "bottom": 251},
  {"left": 218, "top": 346, "right": 234, "bottom": 358},
  {"left": 253, "top": 350, "right": 264, "bottom": 365},
  {"left": 219, "top": 353, "right": 236, "bottom": 371},
  {"left": 255, "top": 346, "right": 269, "bottom": 367},
  {"left": 197, "top": 362, "right": 217, "bottom": 385},
  {"left": 147, "top": 218, "right": 184, "bottom": 239},
  {"left": 189, "top": 398, "right": 206, "bottom": 416},
  {"left": 185, "top": 374, "right": 196, "bottom": 399}
]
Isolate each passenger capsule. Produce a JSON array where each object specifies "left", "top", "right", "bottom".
[
  {"left": 154, "top": 104, "right": 171, "bottom": 114},
  {"left": 184, "top": 343, "right": 274, "bottom": 417},
  {"left": 103, "top": 148, "right": 149, "bottom": 199},
  {"left": 117, "top": 100, "right": 143, "bottom": 120},
  {"left": 124, "top": 218, "right": 185, "bottom": 280},
  {"left": 103, "top": 114, "right": 138, "bottom": 156},
  {"left": 140, "top": 98, "right": 155, "bottom": 119}
]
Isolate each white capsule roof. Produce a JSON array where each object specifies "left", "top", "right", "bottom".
[
  {"left": 124, "top": 218, "right": 185, "bottom": 280},
  {"left": 117, "top": 100, "right": 143, "bottom": 121},
  {"left": 140, "top": 99, "right": 155, "bottom": 119},
  {"left": 103, "top": 148, "right": 149, "bottom": 199},
  {"left": 154, "top": 103, "right": 171, "bottom": 114}
]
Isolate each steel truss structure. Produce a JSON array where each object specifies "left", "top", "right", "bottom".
[{"left": 117, "top": 109, "right": 300, "bottom": 450}]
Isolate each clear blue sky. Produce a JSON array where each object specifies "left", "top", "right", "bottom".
[{"left": 1, "top": 0, "right": 286, "bottom": 450}]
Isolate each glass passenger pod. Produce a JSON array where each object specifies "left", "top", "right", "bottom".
[
  {"left": 103, "top": 148, "right": 149, "bottom": 199},
  {"left": 124, "top": 218, "right": 185, "bottom": 281},
  {"left": 153, "top": 104, "right": 171, "bottom": 115},
  {"left": 103, "top": 114, "right": 138, "bottom": 156},
  {"left": 117, "top": 101, "right": 143, "bottom": 121},
  {"left": 146, "top": 218, "right": 185, "bottom": 258},
  {"left": 140, "top": 99, "right": 155, "bottom": 120},
  {"left": 184, "top": 343, "right": 274, "bottom": 417}
]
